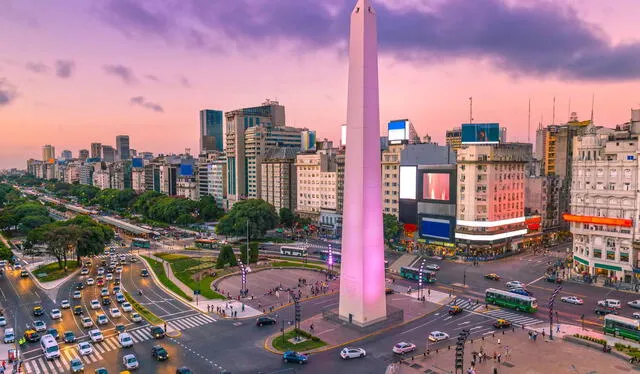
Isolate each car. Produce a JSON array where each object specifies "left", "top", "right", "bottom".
[
  {"left": 63, "top": 331, "right": 76, "bottom": 343},
  {"left": 510, "top": 288, "right": 533, "bottom": 297},
  {"left": 96, "top": 314, "right": 108, "bottom": 325},
  {"left": 46, "top": 328, "right": 59, "bottom": 340},
  {"left": 82, "top": 316, "right": 94, "bottom": 327},
  {"left": 130, "top": 257, "right": 138, "bottom": 263},
  {"left": 3, "top": 328, "right": 15, "bottom": 343},
  {"left": 122, "top": 302, "right": 133, "bottom": 312},
  {"left": 100, "top": 260, "right": 107, "bottom": 267},
  {"left": 283, "top": 351, "right": 308, "bottom": 364},
  {"left": 24, "top": 329, "right": 40, "bottom": 342},
  {"left": 425, "top": 264, "right": 440, "bottom": 271},
  {"left": 80, "top": 268, "right": 89, "bottom": 275},
  {"left": 122, "top": 354, "right": 139, "bottom": 370},
  {"left": 95, "top": 368, "right": 108, "bottom": 374},
  {"left": 86, "top": 278, "right": 95, "bottom": 285},
  {"left": 97, "top": 268, "right": 104, "bottom": 275},
  {"left": 141, "top": 269, "right": 149, "bottom": 277},
  {"left": 70, "top": 358, "right": 84, "bottom": 373},
  {"left": 597, "top": 299, "right": 622, "bottom": 309},
  {"left": 96, "top": 278, "right": 105, "bottom": 287},
  {"left": 151, "top": 326, "right": 165, "bottom": 339},
  {"left": 89, "top": 329, "right": 103, "bottom": 343},
  {"left": 105, "top": 273, "right": 113, "bottom": 281},
  {"left": 110, "top": 308, "right": 122, "bottom": 318},
  {"left": 0, "top": 317, "right": 6, "bottom": 327},
  {"left": 116, "top": 324, "right": 126, "bottom": 333},
  {"left": 633, "top": 312, "right": 640, "bottom": 319},
  {"left": 33, "top": 306, "right": 44, "bottom": 316},
  {"left": 485, "top": 273, "right": 501, "bottom": 281},
  {"left": 392, "top": 342, "right": 416, "bottom": 354},
  {"left": 100, "top": 288, "right": 109, "bottom": 297},
  {"left": 78, "top": 341, "right": 93, "bottom": 356},
  {"left": 493, "top": 319, "right": 512, "bottom": 328},
  {"left": 116, "top": 293, "right": 126, "bottom": 303},
  {"left": 176, "top": 368, "right": 193, "bottom": 374},
  {"left": 33, "top": 320, "right": 46, "bottom": 332},
  {"left": 131, "top": 313, "right": 142, "bottom": 323},
  {"left": 14, "top": 263, "right": 22, "bottom": 270},
  {"left": 546, "top": 275, "right": 563, "bottom": 284},
  {"left": 60, "top": 300, "right": 71, "bottom": 309},
  {"left": 20, "top": 270, "right": 29, "bottom": 278},
  {"left": 76, "top": 282, "right": 85, "bottom": 290},
  {"left": 119, "top": 332, "right": 134, "bottom": 348},
  {"left": 340, "top": 347, "right": 366, "bottom": 359},
  {"left": 629, "top": 300, "right": 640, "bottom": 309},
  {"left": 73, "top": 290, "right": 82, "bottom": 299},
  {"left": 385, "top": 287, "right": 394, "bottom": 295},
  {"left": 448, "top": 305, "right": 463, "bottom": 315},
  {"left": 560, "top": 296, "right": 584, "bottom": 305},
  {"left": 116, "top": 266, "right": 123, "bottom": 273},
  {"left": 428, "top": 331, "right": 449, "bottom": 342},
  {"left": 152, "top": 345, "right": 169, "bottom": 361},
  {"left": 73, "top": 306, "right": 84, "bottom": 315},
  {"left": 256, "top": 316, "right": 276, "bottom": 326},
  {"left": 102, "top": 296, "right": 112, "bottom": 305},
  {"left": 90, "top": 300, "right": 101, "bottom": 310},
  {"left": 112, "top": 286, "right": 121, "bottom": 295},
  {"left": 595, "top": 307, "right": 618, "bottom": 316},
  {"left": 50, "top": 309, "right": 62, "bottom": 320},
  {"left": 506, "top": 281, "right": 525, "bottom": 289}
]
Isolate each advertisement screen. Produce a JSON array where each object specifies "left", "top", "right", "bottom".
[
  {"left": 388, "top": 120, "right": 408, "bottom": 143},
  {"left": 132, "top": 158, "right": 143, "bottom": 168},
  {"left": 180, "top": 164, "right": 193, "bottom": 176},
  {"left": 420, "top": 217, "right": 451, "bottom": 241},
  {"left": 422, "top": 173, "right": 450, "bottom": 201},
  {"left": 399, "top": 166, "right": 417, "bottom": 200},
  {"left": 461, "top": 123, "right": 500, "bottom": 144}
]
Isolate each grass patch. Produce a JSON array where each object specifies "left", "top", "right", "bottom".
[
  {"left": 123, "top": 290, "right": 163, "bottom": 325},
  {"left": 154, "top": 253, "right": 225, "bottom": 300},
  {"left": 33, "top": 260, "right": 79, "bottom": 282},
  {"left": 272, "top": 329, "right": 327, "bottom": 352},
  {"left": 271, "top": 261, "right": 326, "bottom": 271},
  {"left": 260, "top": 237, "right": 296, "bottom": 243},
  {"left": 141, "top": 255, "right": 193, "bottom": 301}
]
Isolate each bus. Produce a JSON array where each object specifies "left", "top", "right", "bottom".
[
  {"left": 399, "top": 266, "right": 436, "bottom": 283},
  {"left": 280, "top": 246, "right": 308, "bottom": 257},
  {"left": 485, "top": 288, "right": 537, "bottom": 313},
  {"left": 318, "top": 250, "right": 341, "bottom": 263},
  {"left": 604, "top": 314, "right": 640, "bottom": 341},
  {"left": 132, "top": 238, "right": 151, "bottom": 249},
  {"left": 194, "top": 239, "right": 219, "bottom": 250}
]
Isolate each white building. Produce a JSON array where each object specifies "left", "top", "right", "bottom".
[
  {"left": 131, "top": 167, "right": 145, "bottom": 193},
  {"left": 93, "top": 163, "right": 111, "bottom": 189},
  {"left": 382, "top": 144, "right": 404, "bottom": 216},
  {"left": 260, "top": 147, "right": 298, "bottom": 212},
  {"left": 296, "top": 151, "right": 337, "bottom": 223},
  {"left": 177, "top": 175, "right": 199, "bottom": 200}
]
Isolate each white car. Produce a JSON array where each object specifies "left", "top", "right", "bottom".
[
  {"left": 33, "top": 320, "right": 46, "bottom": 332},
  {"left": 506, "top": 281, "right": 525, "bottom": 289},
  {"left": 122, "top": 302, "right": 133, "bottom": 312},
  {"left": 118, "top": 332, "right": 134, "bottom": 348},
  {"left": 634, "top": 312, "right": 640, "bottom": 319},
  {"left": 340, "top": 347, "right": 366, "bottom": 359},
  {"left": 90, "top": 300, "right": 101, "bottom": 310},
  {"left": 89, "top": 329, "right": 103, "bottom": 343},
  {"left": 100, "top": 288, "right": 109, "bottom": 297},
  {"left": 3, "top": 328, "right": 15, "bottom": 343},
  {"left": 116, "top": 266, "right": 123, "bottom": 273},
  {"left": 96, "top": 314, "right": 109, "bottom": 325},
  {"left": 60, "top": 300, "right": 71, "bottom": 309},
  {"left": 77, "top": 341, "right": 93, "bottom": 356},
  {"left": 392, "top": 342, "right": 416, "bottom": 354},
  {"left": 97, "top": 268, "right": 104, "bottom": 275},
  {"left": 80, "top": 268, "right": 89, "bottom": 275},
  {"left": 131, "top": 313, "right": 142, "bottom": 323},
  {"left": 122, "top": 354, "right": 139, "bottom": 370},
  {"left": 428, "top": 331, "right": 449, "bottom": 342},
  {"left": 110, "top": 308, "right": 121, "bottom": 318},
  {"left": 81, "top": 317, "right": 93, "bottom": 328},
  {"left": 50, "top": 309, "right": 62, "bottom": 319},
  {"left": 425, "top": 264, "right": 440, "bottom": 271},
  {"left": 629, "top": 300, "right": 640, "bottom": 309},
  {"left": 106, "top": 273, "right": 113, "bottom": 281},
  {"left": 73, "top": 291, "right": 82, "bottom": 299},
  {"left": 560, "top": 296, "right": 584, "bottom": 305},
  {"left": 597, "top": 299, "right": 622, "bottom": 309},
  {"left": 0, "top": 317, "right": 6, "bottom": 327},
  {"left": 86, "top": 278, "right": 95, "bottom": 285}
]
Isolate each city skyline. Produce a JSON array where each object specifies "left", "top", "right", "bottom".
[{"left": 2, "top": 0, "right": 640, "bottom": 169}]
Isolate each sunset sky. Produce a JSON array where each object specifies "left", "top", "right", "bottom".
[{"left": 2, "top": 0, "right": 640, "bottom": 169}]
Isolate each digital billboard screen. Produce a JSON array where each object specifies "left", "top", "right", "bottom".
[
  {"left": 420, "top": 217, "right": 452, "bottom": 241},
  {"left": 422, "top": 173, "right": 450, "bottom": 201},
  {"left": 388, "top": 120, "right": 409, "bottom": 143},
  {"left": 132, "top": 158, "right": 143, "bottom": 168},
  {"left": 180, "top": 164, "right": 193, "bottom": 176},
  {"left": 399, "top": 166, "right": 417, "bottom": 200},
  {"left": 461, "top": 123, "right": 500, "bottom": 144}
]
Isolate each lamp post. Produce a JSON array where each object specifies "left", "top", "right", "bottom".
[
  {"left": 418, "top": 258, "right": 426, "bottom": 301},
  {"left": 327, "top": 244, "right": 334, "bottom": 280},
  {"left": 463, "top": 267, "right": 467, "bottom": 286}
]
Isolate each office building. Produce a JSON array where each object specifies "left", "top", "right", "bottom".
[
  {"left": 64, "top": 163, "right": 80, "bottom": 183},
  {"left": 116, "top": 135, "right": 130, "bottom": 160},
  {"left": 301, "top": 130, "right": 316, "bottom": 152},
  {"left": 177, "top": 162, "right": 198, "bottom": 200},
  {"left": 61, "top": 150, "right": 72, "bottom": 160},
  {"left": 131, "top": 166, "right": 145, "bottom": 193},
  {"left": 102, "top": 146, "right": 116, "bottom": 162},
  {"left": 42, "top": 145, "right": 55, "bottom": 162},
  {"left": 197, "top": 153, "right": 227, "bottom": 208},
  {"left": 78, "top": 149, "right": 89, "bottom": 161},
  {"left": 93, "top": 162, "right": 111, "bottom": 189},
  {"left": 445, "top": 127, "right": 462, "bottom": 151},
  {"left": 90, "top": 143, "right": 102, "bottom": 159},
  {"left": 382, "top": 144, "right": 404, "bottom": 216},
  {"left": 79, "top": 163, "right": 94, "bottom": 185},
  {"left": 260, "top": 147, "right": 298, "bottom": 212},
  {"left": 296, "top": 151, "right": 337, "bottom": 222},
  {"left": 200, "top": 110, "right": 224, "bottom": 153}
]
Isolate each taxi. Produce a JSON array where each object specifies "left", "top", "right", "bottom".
[
  {"left": 33, "top": 306, "right": 44, "bottom": 316},
  {"left": 493, "top": 319, "right": 511, "bottom": 328},
  {"left": 448, "top": 305, "right": 463, "bottom": 315},
  {"left": 484, "top": 273, "right": 501, "bottom": 281},
  {"left": 24, "top": 329, "right": 40, "bottom": 342}
]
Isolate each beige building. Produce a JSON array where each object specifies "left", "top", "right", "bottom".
[
  {"left": 42, "top": 144, "right": 55, "bottom": 162},
  {"left": 177, "top": 175, "right": 199, "bottom": 200},
  {"left": 296, "top": 151, "right": 337, "bottom": 221},
  {"left": 382, "top": 144, "right": 405, "bottom": 216},
  {"left": 260, "top": 147, "right": 298, "bottom": 212}
]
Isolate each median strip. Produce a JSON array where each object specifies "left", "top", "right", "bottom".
[
  {"left": 141, "top": 255, "right": 193, "bottom": 301},
  {"left": 122, "top": 290, "right": 163, "bottom": 325}
]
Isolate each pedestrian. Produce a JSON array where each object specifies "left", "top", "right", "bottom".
[
  {"left": 528, "top": 331, "right": 532, "bottom": 340},
  {"left": 164, "top": 322, "right": 167, "bottom": 332},
  {"left": 556, "top": 324, "right": 560, "bottom": 333},
  {"left": 207, "top": 305, "right": 210, "bottom": 313},
  {"left": 493, "top": 352, "right": 497, "bottom": 361},
  {"left": 493, "top": 367, "right": 498, "bottom": 374},
  {"left": 497, "top": 353, "right": 501, "bottom": 363},
  {"left": 310, "top": 324, "right": 314, "bottom": 333},
  {"left": 541, "top": 330, "right": 545, "bottom": 338}
]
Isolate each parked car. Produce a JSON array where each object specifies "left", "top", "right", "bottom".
[
  {"left": 256, "top": 317, "right": 276, "bottom": 327},
  {"left": 340, "top": 347, "right": 366, "bottom": 359},
  {"left": 560, "top": 296, "right": 584, "bottom": 305},
  {"left": 283, "top": 351, "right": 308, "bottom": 364}
]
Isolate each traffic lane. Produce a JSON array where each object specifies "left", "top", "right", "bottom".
[{"left": 2, "top": 270, "right": 59, "bottom": 336}]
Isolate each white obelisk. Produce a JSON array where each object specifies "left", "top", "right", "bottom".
[{"left": 338, "top": 0, "right": 387, "bottom": 327}]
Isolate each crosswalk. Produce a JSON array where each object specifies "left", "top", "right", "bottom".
[
  {"left": 24, "top": 313, "right": 216, "bottom": 373},
  {"left": 450, "top": 298, "right": 485, "bottom": 312},
  {"left": 484, "top": 309, "right": 545, "bottom": 327}
]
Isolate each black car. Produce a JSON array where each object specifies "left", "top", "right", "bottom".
[
  {"left": 152, "top": 345, "right": 169, "bottom": 361},
  {"left": 20, "top": 270, "right": 29, "bottom": 278},
  {"left": 75, "top": 282, "right": 84, "bottom": 290},
  {"left": 594, "top": 307, "right": 618, "bottom": 316},
  {"left": 100, "top": 260, "right": 107, "bottom": 267},
  {"left": 141, "top": 269, "right": 149, "bottom": 277},
  {"left": 102, "top": 296, "right": 111, "bottom": 305},
  {"left": 114, "top": 278, "right": 121, "bottom": 286},
  {"left": 151, "top": 326, "right": 165, "bottom": 339},
  {"left": 176, "top": 368, "right": 193, "bottom": 374},
  {"left": 256, "top": 317, "right": 277, "bottom": 327},
  {"left": 63, "top": 331, "right": 76, "bottom": 343},
  {"left": 73, "top": 306, "right": 83, "bottom": 315}
]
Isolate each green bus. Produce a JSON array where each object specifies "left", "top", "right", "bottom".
[
  {"left": 485, "top": 288, "right": 537, "bottom": 313},
  {"left": 399, "top": 266, "right": 436, "bottom": 283},
  {"left": 132, "top": 238, "right": 151, "bottom": 249},
  {"left": 194, "top": 239, "right": 219, "bottom": 250},
  {"left": 604, "top": 315, "right": 640, "bottom": 341}
]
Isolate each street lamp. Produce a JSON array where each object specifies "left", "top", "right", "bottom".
[
  {"left": 418, "top": 259, "right": 426, "bottom": 301},
  {"left": 463, "top": 267, "right": 467, "bottom": 286},
  {"left": 327, "top": 244, "right": 334, "bottom": 280}
]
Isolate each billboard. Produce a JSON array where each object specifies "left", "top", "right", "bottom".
[
  {"left": 341, "top": 124, "right": 347, "bottom": 147},
  {"left": 420, "top": 216, "right": 454, "bottom": 241},
  {"left": 132, "top": 158, "right": 143, "bottom": 168},
  {"left": 461, "top": 123, "right": 500, "bottom": 144},
  {"left": 399, "top": 166, "right": 417, "bottom": 200},
  {"left": 422, "top": 173, "right": 450, "bottom": 201},
  {"left": 388, "top": 120, "right": 409, "bottom": 144},
  {"left": 180, "top": 164, "right": 193, "bottom": 176}
]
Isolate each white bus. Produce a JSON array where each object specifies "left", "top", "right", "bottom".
[{"left": 280, "top": 246, "right": 308, "bottom": 257}]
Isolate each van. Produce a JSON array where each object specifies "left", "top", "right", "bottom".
[
  {"left": 4, "top": 328, "right": 15, "bottom": 343},
  {"left": 0, "top": 260, "right": 7, "bottom": 267},
  {"left": 598, "top": 299, "right": 621, "bottom": 309},
  {"left": 40, "top": 334, "right": 60, "bottom": 360}
]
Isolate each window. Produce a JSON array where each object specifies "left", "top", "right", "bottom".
[{"left": 593, "top": 249, "right": 602, "bottom": 258}]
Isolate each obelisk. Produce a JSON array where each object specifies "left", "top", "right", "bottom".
[{"left": 338, "top": 0, "right": 387, "bottom": 327}]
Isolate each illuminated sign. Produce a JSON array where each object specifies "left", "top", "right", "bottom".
[
  {"left": 341, "top": 124, "right": 347, "bottom": 147},
  {"left": 388, "top": 120, "right": 410, "bottom": 144},
  {"left": 457, "top": 216, "right": 525, "bottom": 228},
  {"left": 420, "top": 217, "right": 451, "bottom": 241},
  {"left": 461, "top": 123, "right": 500, "bottom": 144},
  {"left": 562, "top": 214, "right": 632, "bottom": 227},
  {"left": 422, "top": 173, "right": 450, "bottom": 201},
  {"left": 399, "top": 166, "right": 417, "bottom": 200},
  {"left": 455, "top": 229, "right": 528, "bottom": 241}
]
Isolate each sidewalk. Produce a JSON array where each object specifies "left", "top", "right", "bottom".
[{"left": 388, "top": 254, "right": 417, "bottom": 274}]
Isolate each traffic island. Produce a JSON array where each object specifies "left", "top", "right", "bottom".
[{"left": 272, "top": 329, "right": 327, "bottom": 352}]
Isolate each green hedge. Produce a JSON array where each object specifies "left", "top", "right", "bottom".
[
  {"left": 141, "top": 255, "right": 193, "bottom": 301},
  {"left": 574, "top": 334, "right": 607, "bottom": 345},
  {"left": 271, "top": 261, "right": 326, "bottom": 271},
  {"left": 272, "top": 328, "right": 326, "bottom": 352},
  {"left": 123, "top": 290, "right": 163, "bottom": 325},
  {"left": 615, "top": 343, "right": 640, "bottom": 359}
]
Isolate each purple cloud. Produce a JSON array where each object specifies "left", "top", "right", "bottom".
[
  {"left": 130, "top": 96, "right": 164, "bottom": 112},
  {"left": 0, "top": 78, "right": 18, "bottom": 107},
  {"left": 179, "top": 76, "right": 190, "bottom": 88},
  {"left": 104, "top": 64, "right": 137, "bottom": 84},
  {"left": 55, "top": 60, "right": 76, "bottom": 78},
  {"left": 145, "top": 74, "right": 160, "bottom": 82},
  {"left": 99, "top": 0, "right": 640, "bottom": 81},
  {"left": 25, "top": 62, "right": 49, "bottom": 74}
]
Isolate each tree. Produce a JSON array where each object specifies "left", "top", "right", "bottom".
[
  {"left": 279, "top": 208, "right": 296, "bottom": 234},
  {"left": 66, "top": 216, "right": 115, "bottom": 262},
  {"left": 216, "top": 245, "right": 237, "bottom": 269},
  {"left": 239, "top": 242, "right": 259, "bottom": 264},
  {"left": 28, "top": 223, "right": 79, "bottom": 269},
  {"left": 198, "top": 196, "right": 223, "bottom": 221},
  {"left": 216, "top": 199, "right": 279, "bottom": 240},
  {"left": 383, "top": 213, "right": 401, "bottom": 245}
]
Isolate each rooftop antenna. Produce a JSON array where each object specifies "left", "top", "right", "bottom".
[
  {"left": 552, "top": 96, "right": 556, "bottom": 125},
  {"left": 469, "top": 97, "right": 473, "bottom": 123},
  {"left": 568, "top": 97, "right": 571, "bottom": 121},
  {"left": 590, "top": 93, "right": 595, "bottom": 124},
  {"left": 528, "top": 98, "right": 531, "bottom": 143}
]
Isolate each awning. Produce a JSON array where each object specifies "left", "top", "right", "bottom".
[
  {"left": 594, "top": 263, "right": 622, "bottom": 272},
  {"left": 573, "top": 255, "right": 589, "bottom": 266}
]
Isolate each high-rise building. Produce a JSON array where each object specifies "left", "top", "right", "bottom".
[
  {"left": 42, "top": 145, "right": 55, "bottom": 162},
  {"left": 90, "top": 143, "right": 102, "bottom": 159},
  {"left": 93, "top": 162, "right": 111, "bottom": 189},
  {"left": 79, "top": 149, "right": 89, "bottom": 161},
  {"left": 301, "top": 130, "right": 316, "bottom": 152},
  {"left": 102, "top": 146, "right": 116, "bottom": 162},
  {"left": 200, "top": 110, "right": 224, "bottom": 153},
  {"left": 296, "top": 151, "right": 337, "bottom": 222},
  {"left": 61, "top": 150, "right": 72, "bottom": 160},
  {"left": 116, "top": 135, "right": 130, "bottom": 160},
  {"left": 131, "top": 166, "right": 145, "bottom": 193},
  {"left": 64, "top": 162, "right": 80, "bottom": 183},
  {"left": 79, "top": 163, "right": 94, "bottom": 185},
  {"left": 381, "top": 144, "right": 404, "bottom": 216},
  {"left": 456, "top": 143, "right": 532, "bottom": 256},
  {"left": 197, "top": 153, "right": 227, "bottom": 209},
  {"left": 445, "top": 127, "right": 462, "bottom": 151},
  {"left": 261, "top": 147, "right": 298, "bottom": 212}
]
